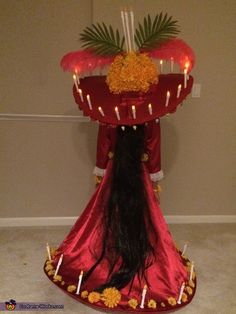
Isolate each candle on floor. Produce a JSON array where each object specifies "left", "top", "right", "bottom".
[
  {"left": 189, "top": 261, "right": 195, "bottom": 281},
  {"left": 177, "top": 282, "right": 185, "bottom": 304},
  {"left": 148, "top": 103, "right": 152, "bottom": 115},
  {"left": 177, "top": 84, "right": 182, "bottom": 98},
  {"left": 46, "top": 243, "right": 51, "bottom": 261},
  {"left": 181, "top": 241, "right": 188, "bottom": 256},
  {"left": 98, "top": 106, "right": 105, "bottom": 117},
  {"left": 86, "top": 95, "right": 92, "bottom": 110},
  {"left": 115, "top": 106, "right": 121, "bottom": 121},
  {"left": 132, "top": 105, "right": 136, "bottom": 119},
  {"left": 140, "top": 285, "right": 147, "bottom": 309},
  {"left": 165, "top": 91, "right": 170, "bottom": 107},
  {"left": 76, "top": 270, "right": 84, "bottom": 295},
  {"left": 78, "top": 89, "right": 84, "bottom": 102},
  {"left": 54, "top": 254, "right": 63, "bottom": 278},
  {"left": 73, "top": 74, "right": 79, "bottom": 92}
]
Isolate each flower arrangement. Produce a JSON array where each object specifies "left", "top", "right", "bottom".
[{"left": 106, "top": 52, "right": 158, "bottom": 94}]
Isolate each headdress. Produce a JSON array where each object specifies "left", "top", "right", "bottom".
[{"left": 61, "top": 9, "right": 195, "bottom": 125}]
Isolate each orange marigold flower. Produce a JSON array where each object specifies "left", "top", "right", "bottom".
[
  {"left": 88, "top": 292, "right": 101, "bottom": 303},
  {"left": 148, "top": 299, "right": 157, "bottom": 309},
  {"left": 128, "top": 298, "right": 138, "bottom": 309},
  {"left": 101, "top": 287, "right": 121, "bottom": 308},
  {"left": 47, "top": 269, "right": 55, "bottom": 276},
  {"left": 168, "top": 297, "right": 177, "bottom": 306},
  {"left": 53, "top": 275, "right": 62, "bottom": 282},
  {"left": 67, "top": 285, "right": 77, "bottom": 293},
  {"left": 189, "top": 280, "right": 195, "bottom": 288},
  {"left": 106, "top": 52, "right": 158, "bottom": 94},
  {"left": 81, "top": 290, "right": 89, "bottom": 299},
  {"left": 50, "top": 248, "right": 58, "bottom": 259},
  {"left": 45, "top": 264, "right": 54, "bottom": 272},
  {"left": 185, "top": 286, "right": 193, "bottom": 295},
  {"left": 181, "top": 292, "right": 188, "bottom": 303}
]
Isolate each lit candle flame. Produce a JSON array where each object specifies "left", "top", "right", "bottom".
[
  {"left": 115, "top": 106, "right": 120, "bottom": 121},
  {"left": 98, "top": 106, "right": 105, "bottom": 116}
]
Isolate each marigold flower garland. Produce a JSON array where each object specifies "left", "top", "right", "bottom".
[{"left": 106, "top": 52, "right": 158, "bottom": 94}]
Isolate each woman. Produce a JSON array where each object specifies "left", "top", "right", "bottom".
[{"left": 44, "top": 119, "right": 196, "bottom": 312}]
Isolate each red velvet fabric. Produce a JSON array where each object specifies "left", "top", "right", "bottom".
[
  {"left": 43, "top": 159, "right": 196, "bottom": 312},
  {"left": 74, "top": 74, "right": 193, "bottom": 125},
  {"left": 95, "top": 120, "right": 162, "bottom": 174}
]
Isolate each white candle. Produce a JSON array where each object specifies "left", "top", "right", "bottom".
[
  {"left": 189, "top": 261, "right": 195, "bottom": 281},
  {"left": 148, "top": 103, "right": 152, "bottom": 115},
  {"left": 54, "top": 254, "right": 63, "bottom": 278},
  {"left": 73, "top": 74, "right": 79, "bottom": 92},
  {"left": 181, "top": 241, "right": 188, "bottom": 256},
  {"left": 130, "top": 9, "right": 135, "bottom": 51},
  {"left": 75, "top": 69, "right": 80, "bottom": 84},
  {"left": 165, "top": 91, "right": 170, "bottom": 107},
  {"left": 115, "top": 106, "right": 120, "bottom": 121},
  {"left": 98, "top": 106, "right": 105, "bottom": 117},
  {"left": 121, "top": 126, "right": 125, "bottom": 131},
  {"left": 121, "top": 10, "right": 128, "bottom": 52},
  {"left": 140, "top": 285, "right": 147, "bottom": 309},
  {"left": 177, "top": 282, "right": 185, "bottom": 304},
  {"left": 133, "top": 125, "right": 137, "bottom": 130},
  {"left": 86, "top": 94, "right": 92, "bottom": 110},
  {"left": 124, "top": 9, "right": 131, "bottom": 52},
  {"left": 170, "top": 57, "right": 174, "bottom": 73},
  {"left": 75, "top": 270, "right": 84, "bottom": 295},
  {"left": 177, "top": 84, "right": 182, "bottom": 98},
  {"left": 46, "top": 242, "right": 51, "bottom": 261},
  {"left": 184, "top": 68, "right": 187, "bottom": 88},
  {"left": 155, "top": 118, "right": 159, "bottom": 124},
  {"left": 132, "top": 105, "right": 136, "bottom": 119},
  {"left": 78, "top": 89, "right": 84, "bottom": 102},
  {"left": 160, "top": 60, "right": 163, "bottom": 73}
]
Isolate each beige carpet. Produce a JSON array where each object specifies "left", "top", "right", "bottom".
[{"left": 0, "top": 223, "right": 236, "bottom": 314}]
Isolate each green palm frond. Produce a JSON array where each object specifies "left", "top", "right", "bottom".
[
  {"left": 80, "top": 23, "right": 124, "bottom": 56},
  {"left": 135, "top": 13, "right": 180, "bottom": 50}
]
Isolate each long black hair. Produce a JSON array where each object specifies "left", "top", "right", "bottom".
[{"left": 84, "top": 125, "right": 157, "bottom": 291}]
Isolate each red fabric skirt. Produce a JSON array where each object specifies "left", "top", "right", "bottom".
[{"left": 43, "top": 160, "right": 196, "bottom": 312}]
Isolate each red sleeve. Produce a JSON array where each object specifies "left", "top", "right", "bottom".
[
  {"left": 94, "top": 124, "right": 111, "bottom": 176},
  {"left": 145, "top": 120, "right": 164, "bottom": 181}
]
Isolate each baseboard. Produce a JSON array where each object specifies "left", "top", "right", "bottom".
[{"left": 0, "top": 215, "right": 236, "bottom": 227}]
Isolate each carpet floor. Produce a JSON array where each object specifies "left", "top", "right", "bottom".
[{"left": 0, "top": 223, "right": 235, "bottom": 314}]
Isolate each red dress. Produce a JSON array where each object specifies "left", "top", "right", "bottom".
[{"left": 43, "top": 120, "right": 196, "bottom": 313}]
